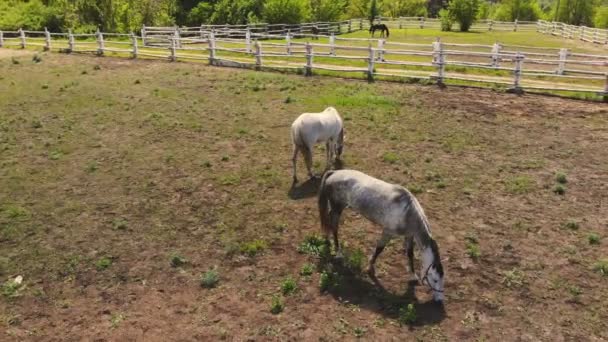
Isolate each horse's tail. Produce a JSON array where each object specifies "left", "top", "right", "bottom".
[
  {"left": 385, "top": 25, "right": 390, "bottom": 38},
  {"left": 318, "top": 170, "right": 335, "bottom": 236}
]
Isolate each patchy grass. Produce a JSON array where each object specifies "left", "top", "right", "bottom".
[
  {"left": 240, "top": 239, "right": 268, "bottom": 257},
  {"left": 280, "top": 277, "right": 298, "bottom": 296},
  {"left": 297, "top": 234, "right": 328, "bottom": 257},
  {"left": 505, "top": 176, "right": 535, "bottom": 194},
  {"left": 588, "top": 233, "right": 600, "bottom": 245},
  {"left": 553, "top": 184, "right": 566, "bottom": 195},
  {"left": 593, "top": 260, "right": 608, "bottom": 277},
  {"left": 555, "top": 172, "right": 568, "bottom": 184},
  {"left": 465, "top": 241, "right": 481, "bottom": 261},
  {"left": 270, "top": 295, "right": 284, "bottom": 314},
  {"left": 95, "top": 257, "right": 113, "bottom": 271},
  {"left": 169, "top": 253, "right": 187, "bottom": 268},
  {"left": 300, "top": 263, "right": 315, "bottom": 277},
  {"left": 563, "top": 220, "right": 580, "bottom": 231},
  {"left": 398, "top": 304, "right": 417, "bottom": 325},
  {"left": 502, "top": 269, "right": 526, "bottom": 288},
  {"left": 201, "top": 269, "right": 220, "bottom": 288}
]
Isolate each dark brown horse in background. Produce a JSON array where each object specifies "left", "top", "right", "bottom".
[{"left": 369, "top": 24, "right": 390, "bottom": 38}]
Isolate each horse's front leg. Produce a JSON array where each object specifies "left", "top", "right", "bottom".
[
  {"left": 325, "top": 141, "right": 331, "bottom": 171},
  {"left": 303, "top": 145, "right": 315, "bottom": 179},
  {"left": 291, "top": 146, "right": 299, "bottom": 185},
  {"left": 405, "top": 236, "right": 419, "bottom": 283}
]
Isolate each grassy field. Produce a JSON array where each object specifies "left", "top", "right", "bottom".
[{"left": 1, "top": 49, "right": 607, "bottom": 341}]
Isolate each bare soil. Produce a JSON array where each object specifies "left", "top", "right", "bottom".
[{"left": 1, "top": 50, "right": 607, "bottom": 341}]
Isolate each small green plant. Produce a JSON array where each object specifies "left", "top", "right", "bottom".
[
  {"left": 593, "top": 259, "right": 608, "bottom": 276},
  {"left": 270, "top": 295, "right": 284, "bottom": 314},
  {"left": 81, "top": 70, "right": 87, "bottom": 75},
  {"left": 353, "top": 326, "right": 366, "bottom": 338},
  {"left": 86, "top": 161, "right": 98, "bottom": 173},
  {"left": 110, "top": 313, "right": 125, "bottom": 329},
  {"left": 1, "top": 277, "right": 24, "bottom": 298},
  {"left": 95, "top": 257, "right": 112, "bottom": 270},
  {"left": 169, "top": 253, "right": 187, "bottom": 267},
  {"left": 297, "top": 234, "right": 327, "bottom": 256},
  {"left": 505, "top": 176, "right": 534, "bottom": 194},
  {"left": 134, "top": 79, "right": 141, "bottom": 84},
  {"left": 201, "top": 269, "right": 219, "bottom": 288},
  {"left": 112, "top": 218, "right": 128, "bottom": 230},
  {"left": 398, "top": 304, "right": 417, "bottom": 325},
  {"left": 466, "top": 241, "right": 481, "bottom": 260},
  {"left": 345, "top": 248, "right": 365, "bottom": 273},
  {"left": 240, "top": 239, "right": 267, "bottom": 257},
  {"left": 219, "top": 174, "right": 240, "bottom": 186},
  {"left": 93, "top": 65, "right": 101, "bottom": 70},
  {"left": 568, "top": 285, "right": 582, "bottom": 297},
  {"left": 588, "top": 233, "right": 600, "bottom": 245},
  {"left": 409, "top": 184, "right": 423, "bottom": 194},
  {"left": 553, "top": 184, "right": 566, "bottom": 195},
  {"left": 221, "top": 155, "right": 229, "bottom": 162},
  {"left": 502, "top": 269, "right": 525, "bottom": 288},
  {"left": 202, "top": 161, "right": 212, "bottom": 168},
  {"left": 11, "top": 57, "right": 20, "bottom": 65},
  {"left": 382, "top": 152, "right": 399, "bottom": 164},
  {"left": 284, "top": 96, "right": 293, "bottom": 104},
  {"left": 319, "top": 271, "right": 331, "bottom": 291},
  {"left": 280, "top": 277, "right": 297, "bottom": 295},
  {"left": 32, "top": 54, "right": 42, "bottom": 63},
  {"left": 41, "top": 84, "right": 49, "bottom": 89},
  {"left": 48, "top": 150, "right": 63, "bottom": 160},
  {"left": 300, "top": 263, "right": 314, "bottom": 276},
  {"left": 555, "top": 172, "right": 567, "bottom": 184},
  {"left": 563, "top": 220, "right": 579, "bottom": 231}
]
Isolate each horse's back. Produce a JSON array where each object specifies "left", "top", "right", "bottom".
[{"left": 292, "top": 107, "right": 342, "bottom": 146}]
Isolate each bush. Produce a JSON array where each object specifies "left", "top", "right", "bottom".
[
  {"left": 383, "top": 0, "right": 428, "bottom": 18},
  {"left": 493, "top": 0, "right": 543, "bottom": 22},
  {"left": 200, "top": 269, "right": 219, "bottom": 288},
  {"left": 595, "top": 6, "right": 608, "bottom": 29},
  {"left": 448, "top": 0, "right": 480, "bottom": 32},
  {"left": 439, "top": 9, "right": 454, "bottom": 31},
  {"left": 263, "top": 0, "right": 310, "bottom": 24}
]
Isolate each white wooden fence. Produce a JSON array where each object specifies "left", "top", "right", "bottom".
[
  {"left": 1, "top": 28, "right": 606, "bottom": 97},
  {"left": 538, "top": 20, "right": 608, "bottom": 46}
]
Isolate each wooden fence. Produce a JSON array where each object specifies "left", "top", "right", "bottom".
[
  {"left": 1, "top": 28, "right": 607, "bottom": 97},
  {"left": 538, "top": 20, "right": 608, "bottom": 46}
]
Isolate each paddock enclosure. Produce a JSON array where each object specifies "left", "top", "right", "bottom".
[{"left": 1, "top": 43, "right": 607, "bottom": 341}]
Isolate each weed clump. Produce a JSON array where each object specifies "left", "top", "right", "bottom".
[{"left": 201, "top": 269, "right": 219, "bottom": 288}]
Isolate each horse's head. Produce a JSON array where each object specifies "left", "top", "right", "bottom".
[{"left": 421, "top": 239, "right": 445, "bottom": 302}]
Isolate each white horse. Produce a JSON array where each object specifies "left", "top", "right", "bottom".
[
  {"left": 291, "top": 107, "right": 344, "bottom": 184},
  {"left": 318, "top": 169, "right": 445, "bottom": 302}
]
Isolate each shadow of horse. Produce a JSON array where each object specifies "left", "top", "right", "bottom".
[
  {"left": 320, "top": 258, "right": 446, "bottom": 327},
  {"left": 288, "top": 160, "right": 345, "bottom": 200}
]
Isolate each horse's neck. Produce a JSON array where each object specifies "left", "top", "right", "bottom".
[{"left": 420, "top": 244, "right": 435, "bottom": 270}]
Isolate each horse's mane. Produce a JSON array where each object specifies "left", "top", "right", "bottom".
[{"left": 429, "top": 238, "right": 444, "bottom": 277}]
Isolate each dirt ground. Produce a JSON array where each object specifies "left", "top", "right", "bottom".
[{"left": 0, "top": 49, "right": 607, "bottom": 341}]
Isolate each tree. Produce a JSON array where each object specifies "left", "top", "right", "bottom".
[
  {"left": 384, "top": 0, "right": 428, "bottom": 18},
  {"left": 370, "top": 0, "right": 379, "bottom": 23},
  {"left": 493, "top": 0, "right": 543, "bottom": 21},
  {"left": 262, "top": 0, "right": 310, "bottom": 24},
  {"left": 448, "top": 0, "right": 480, "bottom": 31},
  {"left": 594, "top": 5, "right": 608, "bottom": 28},
  {"left": 210, "top": 0, "right": 263, "bottom": 24},
  {"left": 310, "top": 0, "right": 348, "bottom": 22},
  {"left": 553, "top": 0, "right": 597, "bottom": 25}
]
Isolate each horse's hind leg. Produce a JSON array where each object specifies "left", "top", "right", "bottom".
[
  {"left": 303, "top": 145, "right": 314, "bottom": 179},
  {"left": 368, "top": 231, "right": 392, "bottom": 277},
  {"left": 329, "top": 203, "right": 344, "bottom": 257},
  {"left": 291, "top": 145, "right": 300, "bottom": 184}
]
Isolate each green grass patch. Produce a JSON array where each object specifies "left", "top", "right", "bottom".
[
  {"left": 270, "top": 295, "right": 284, "bottom": 314},
  {"left": 240, "top": 239, "right": 267, "bottom": 257},
  {"left": 593, "top": 259, "right": 608, "bottom": 277},
  {"left": 201, "top": 269, "right": 220, "bottom": 288},
  {"left": 280, "top": 277, "right": 297, "bottom": 296},
  {"left": 505, "top": 176, "right": 534, "bottom": 194}
]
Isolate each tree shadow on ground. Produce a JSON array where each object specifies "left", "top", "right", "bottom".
[{"left": 319, "top": 257, "right": 446, "bottom": 327}]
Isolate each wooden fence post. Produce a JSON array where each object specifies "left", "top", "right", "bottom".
[
  {"left": 367, "top": 44, "right": 375, "bottom": 82},
  {"left": 377, "top": 39, "right": 385, "bottom": 61},
  {"left": 141, "top": 25, "right": 146, "bottom": 46},
  {"left": 514, "top": 19, "right": 518, "bottom": 32},
  {"left": 360, "top": 18, "right": 363, "bottom": 31},
  {"left": 420, "top": 17, "right": 425, "bottom": 29},
  {"left": 399, "top": 17, "right": 403, "bottom": 29},
  {"left": 44, "top": 27, "right": 51, "bottom": 51},
  {"left": 170, "top": 34, "right": 177, "bottom": 61},
  {"left": 580, "top": 26, "right": 586, "bottom": 41},
  {"left": 436, "top": 41, "right": 445, "bottom": 87},
  {"left": 255, "top": 41, "right": 262, "bottom": 69},
  {"left": 489, "top": 20, "right": 494, "bottom": 31},
  {"left": 510, "top": 52, "right": 524, "bottom": 93},
  {"left": 286, "top": 30, "right": 292, "bottom": 55},
  {"left": 557, "top": 48, "right": 568, "bottom": 75},
  {"left": 131, "top": 32, "right": 138, "bottom": 58},
  {"left": 96, "top": 29, "right": 104, "bottom": 56},
  {"left": 305, "top": 42, "right": 313, "bottom": 76},
  {"left": 329, "top": 33, "right": 336, "bottom": 56},
  {"left": 19, "top": 28, "right": 26, "bottom": 49},
  {"left": 208, "top": 31, "right": 215, "bottom": 64},
  {"left": 593, "top": 28, "right": 598, "bottom": 43},
  {"left": 175, "top": 26, "right": 182, "bottom": 48},
  {"left": 68, "top": 29, "right": 74, "bottom": 53},
  {"left": 246, "top": 28, "right": 252, "bottom": 53},
  {"left": 0, "top": 30, "right": 4, "bottom": 48},
  {"left": 491, "top": 42, "right": 501, "bottom": 68},
  {"left": 348, "top": 19, "right": 352, "bottom": 33}
]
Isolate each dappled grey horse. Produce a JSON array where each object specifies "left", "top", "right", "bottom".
[
  {"left": 318, "top": 169, "right": 445, "bottom": 301},
  {"left": 291, "top": 107, "right": 344, "bottom": 184}
]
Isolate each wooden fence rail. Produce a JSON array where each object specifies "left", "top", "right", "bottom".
[{"left": 2, "top": 28, "right": 606, "bottom": 98}]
